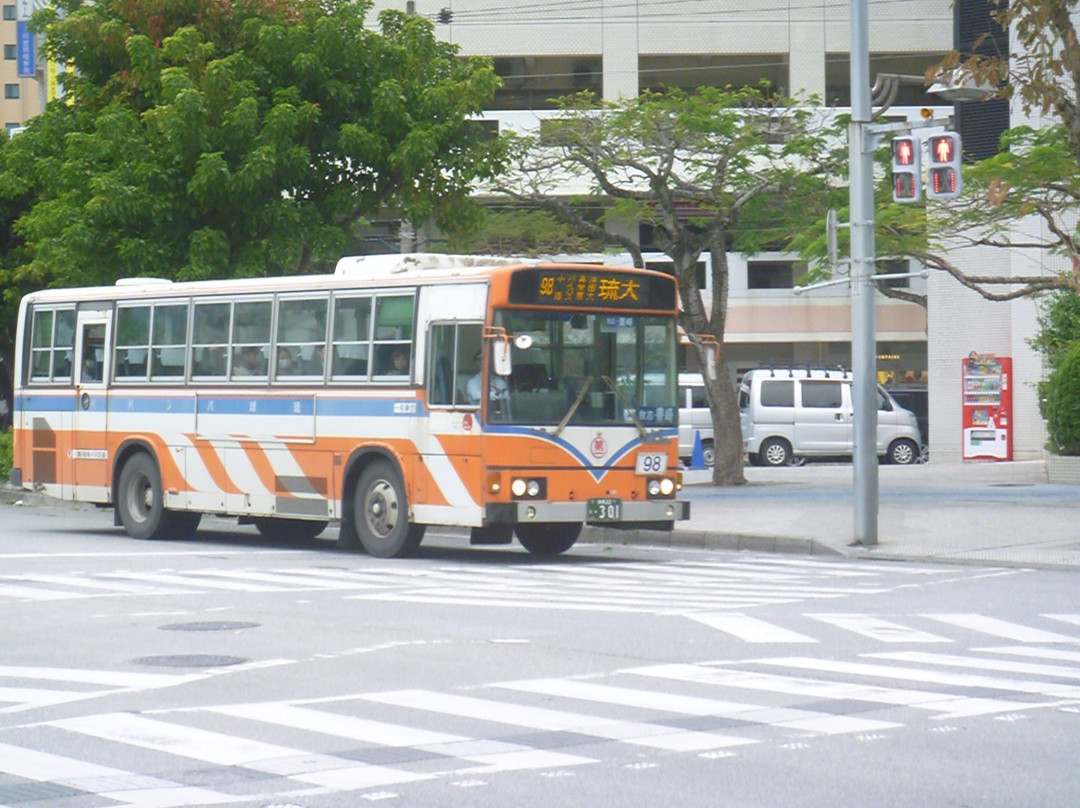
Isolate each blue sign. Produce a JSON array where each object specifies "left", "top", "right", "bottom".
[{"left": 17, "top": 22, "right": 34, "bottom": 78}]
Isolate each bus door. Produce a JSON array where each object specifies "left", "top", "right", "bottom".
[
  {"left": 415, "top": 284, "right": 487, "bottom": 526},
  {"left": 72, "top": 309, "right": 112, "bottom": 503}
]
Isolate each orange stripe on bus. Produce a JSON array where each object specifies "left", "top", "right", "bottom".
[{"left": 189, "top": 436, "right": 243, "bottom": 495}]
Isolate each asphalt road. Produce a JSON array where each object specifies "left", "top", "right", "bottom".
[{"left": 1, "top": 504, "right": 1078, "bottom": 808}]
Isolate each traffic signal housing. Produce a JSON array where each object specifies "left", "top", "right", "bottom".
[
  {"left": 927, "top": 131, "right": 962, "bottom": 200},
  {"left": 891, "top": 136, "right": 921, "bottom": 203}
]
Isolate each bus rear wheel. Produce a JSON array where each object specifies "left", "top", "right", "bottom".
[
  {"left": 253, "top": 518, "right": 327, "bottom": 542},
  {"left": 516, "top": 522, "right": 582, "bottom": 557},
  {"left": 117, "top": 453, "right": 173, "bottom": 540},
  {"left": 352, "top": 460, "right": 425, "bottom": 558}
]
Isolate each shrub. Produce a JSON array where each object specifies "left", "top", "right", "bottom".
[
  {"left": 1044, "top": 340, "right": 1080, "bottom": 455},
  {"left": 0, "top": 429, "right": 11, "bottom": 483}
]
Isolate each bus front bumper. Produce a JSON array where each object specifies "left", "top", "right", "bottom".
[{"left": 486, "top": 499, "right": 689, "bottom": 530}]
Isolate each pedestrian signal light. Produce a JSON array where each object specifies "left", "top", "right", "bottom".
[
  {"left": 891, "top": 136, "right": 921, "bottom": 203},
  {"left": 926, "top": 131, "right": 962, "bottom": 200}
]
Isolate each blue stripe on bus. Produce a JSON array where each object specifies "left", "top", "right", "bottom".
[
  {"left": 16, "top": 392, "right": 427, "bottom": 418},
  {"left": 485, "top": 425, "right": 678, "bottom": 481}
]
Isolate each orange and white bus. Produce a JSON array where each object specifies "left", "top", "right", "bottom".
[{"left": 10, "top": 254, "right": 689, "bottom": 557}]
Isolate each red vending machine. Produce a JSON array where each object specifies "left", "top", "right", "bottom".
[{"left": 962, "top": 353, "right": 1012, "bottom": 461}]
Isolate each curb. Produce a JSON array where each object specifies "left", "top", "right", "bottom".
[{"left": 579, "top": 525, "right": 847, "bottom": 557}]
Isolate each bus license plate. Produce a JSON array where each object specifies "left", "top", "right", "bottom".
[
  {"left": 635, "top": 452, "right": 668, "bottom": 475},
  {"left": 588, "top": 497, "right": 622, "bottom": 521}
]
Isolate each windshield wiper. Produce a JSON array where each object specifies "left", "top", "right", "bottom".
[
  {"left": 553, "top": 376, "right": 593, "bottom": 437},
  {"left": 601, "top": 375, "right": 647, "bottom": 438}
]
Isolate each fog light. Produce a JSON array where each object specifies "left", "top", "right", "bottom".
[
  {"left": 666, "top": 505, "right": 675, "bottom": 518},
  {"left": 511, "top": 478, "right": 527, "bottom": 497},
  {"left": 647, "top": 479, "right": 662, "bottom": 496},
  {"left": 526, "top": 479, "right": 541, "bottom": 497},
  {"left": 659, "top": 478, "right": 675, "bottom": 496},
  {"left": 525, "top": 506, "right": 536, "bottom": 519}
]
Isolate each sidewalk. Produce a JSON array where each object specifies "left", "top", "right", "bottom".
[{"left": 582, "top": 459, "right": 1080, "bottom": 570}]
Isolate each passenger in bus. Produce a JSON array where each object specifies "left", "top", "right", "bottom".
[
  {"left": 277, "top": 346, "right": 297, "bottom": 375},
  {"left": 304, "top": 345, "right": 325, "bottom": 375},
  {"left": 389, "top": 346, "right": 410, "bottom": 375},
  {"left": 466, "top": 350, "right": 508, "bottom": 404},
  {"left": 234, "top": 346, "right": 266, "bottom": 376}
]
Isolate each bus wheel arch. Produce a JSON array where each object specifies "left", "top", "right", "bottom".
[
  {"left": 341, "top": 449, "right": 424, "bottom": 557},
  {"left": 116, "top": 450, "right": 172, "bottom": 540}
]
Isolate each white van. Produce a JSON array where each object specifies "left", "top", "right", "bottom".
[
  {"left": 739, "top": 368, "right": 923, "bottom": 466},
  {"left": 678, "top": 372, "right": 714, "bottom": 466}
]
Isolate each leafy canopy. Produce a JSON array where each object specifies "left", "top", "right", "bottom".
[{"left": 0, "top": 0, "right": 504, "bottom": 291}]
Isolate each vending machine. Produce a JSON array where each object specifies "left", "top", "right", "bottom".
[{"left": 961, "top": 353, "right": 1012, "bottom": 461}]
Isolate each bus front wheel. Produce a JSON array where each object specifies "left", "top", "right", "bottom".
[
  {"left": 117, "top": 453, "right": 173, "bottom": 540},
  {"left": 352, "top": 460, "right": 425, "bottom": 558},
  {"left": 516, "top": 522, "right": 582, "bottom": 557}
]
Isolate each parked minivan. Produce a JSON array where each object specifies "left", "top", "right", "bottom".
[
  {"left": 678, "top": 372, "right": 714, "bottom": 466},
  {"left": 739, "top": 368, "right": 923, "bottom": 466}
]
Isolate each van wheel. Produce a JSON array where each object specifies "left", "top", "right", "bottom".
[
  {"left": 759, "top": 438, "right": 792, "bottom": 467},
  {"left": 701, "top": 440, "right": 715, "bottom": 467},
  {"left": 352, "top": 459, "right": 425, "bottom": 558},
  {"left": 888, "top": 438, "right": 920, "bottom": 465}
]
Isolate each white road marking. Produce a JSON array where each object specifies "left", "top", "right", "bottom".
[
  {"left": 685, "top": 613, "right": 817, "bottom": 643},
  {"left": 922, "top": 614, "right": 1080, "bottom": 643},
  {"left": 807, "top": 614, "right": 951, "bottom": 643}
]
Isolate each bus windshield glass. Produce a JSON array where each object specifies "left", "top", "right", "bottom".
[{"left": 491, "top": 309, "right": 677, "bottom": 427}]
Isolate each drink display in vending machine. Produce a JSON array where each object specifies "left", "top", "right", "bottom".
[{"left": 961, "top": 352, "right": 1012, "bottom": 460}]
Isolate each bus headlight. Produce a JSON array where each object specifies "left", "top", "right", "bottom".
[
  {"left": 511, "top": 477, "right": 547, "bottom": 500},
  {"left": 647, "top": 477, "right": 676, "bottom": 499},
  {"left": 659, "top": 478, "right": 675, "bottom": 496}
]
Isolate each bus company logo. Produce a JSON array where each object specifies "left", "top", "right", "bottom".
[
  {"left": 462, "top": 413, "right": 473, "bottom": 432},
  {"left": 590, "top": 435, "right": 608, "bottom": 459}
]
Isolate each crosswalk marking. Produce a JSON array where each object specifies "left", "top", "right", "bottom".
[
  {"left": 923, "top": 613, "right": 1080, "bottom": 643},
  {"left": 98, "top": 570, "right": 300, "bottom": 593},
  {"left": 807, "top": 614, "right": 952, "bottom": 643},
  {"left": 750, "top": 656, "right": 1080, "bottom": 700},
  {"left": 1043, "top": 613, "right": 1080, "bottom": 628},
  {"left": 492, "top": 678, "right": 898, "bottom": 735},
  {"left": 0, "top": 580, "right": 87, "bottom": 601},
  {"left": 626, "top": 662, "right": 1036, "bottom": 718},
  {"left": 0, "top": 742, "right": 236, "bottom": 807},
  {"left": 358, "top": 689, "right": 756, "bottom": 752},
  {"left": 0, "top": 666, "right": 203, "bottom": 715},
  {"left": 49, "top": 713, "right": 435, "bottom": 790},
  {"left": 976, "top": 646, "right": 1080, "bottom": 663},
  {"left": 685, "top": 613, "right": 817, "bottom": 643},
  {"left": 867, "top": 651, "right": 1080, "bottom": 680}
]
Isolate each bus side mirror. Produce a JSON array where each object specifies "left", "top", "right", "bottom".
[{"left": 494, "top": 339, "right": 512, "bottom": 376}]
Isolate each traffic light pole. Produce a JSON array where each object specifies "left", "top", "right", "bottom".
[{"left": 849, "top": 0, "right": 878, "bottom": 546}]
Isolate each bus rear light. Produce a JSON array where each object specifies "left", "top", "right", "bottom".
[{"left": 487, "top": 472, "right": 502, "bottom": 494}]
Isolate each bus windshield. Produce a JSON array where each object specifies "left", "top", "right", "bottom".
[{"left": 491, "top": 309, "right": 678, "bottom": 428}]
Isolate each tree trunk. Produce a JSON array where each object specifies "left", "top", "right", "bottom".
[{"left": 709, "top": 373, "right": 745, "bottom": 485}]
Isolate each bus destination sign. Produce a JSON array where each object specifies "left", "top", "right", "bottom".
[{"left": 509, "top": 267, "right": 676, "bottom": 310}]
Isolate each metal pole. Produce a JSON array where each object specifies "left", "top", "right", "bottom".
[{"left": 849, "top": 0, "right": 878, "bottom": 545}]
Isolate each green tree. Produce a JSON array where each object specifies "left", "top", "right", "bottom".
[
  {"left": 0, "top": 0, "right": 503, "bottom": 375},
  {"left": 1045, "top": 339, "right": 1080, "bottom": 455},
  {"left": 444, "top": 208, "right": 602, "bottom": 256},
  {"left": 492, "top": 87, "right": 843, "bottom": 485}
]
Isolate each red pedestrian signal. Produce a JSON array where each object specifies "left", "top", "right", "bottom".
[
  {"left": 891, "top": 136, "right": 921, "bottom": 203},
  {"left": 926, "top": 132, "right": 962, "bottom": 200}
]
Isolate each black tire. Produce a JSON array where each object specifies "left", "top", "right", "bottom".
[
  {"left": 171, "top": 512, "right": 203, "bottom": 540},
  {"left": 758, "top": 438, "right": 792, "bottom": 467},
  {"left": 253, "top": 517, "right": 327, "bottom": 542},
  {"left": 516, "top": 522, "right": 583, "bottom": 557},
  {"left": 117, "top": 453, "right": 172, "bottom": 540},
  {"left": 352, "top": 460, "right": 425, "bottom": 558},
  {"left": 888, "top": 438, "right": 920, "bottom": 465}
]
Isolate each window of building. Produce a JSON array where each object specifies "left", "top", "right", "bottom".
[
  {"left": 4, "top": 84, "right": 19, "bottom": 100},
  {"left": 492, "top": 55, "right": 601, "bottom": 111},
  {"left": 4, "top": 44, "right": 16, "bottom": 60},
  {"left": 747, "top": 261, "right": 797, "bottom": 289},
  {"left": 2, "top": 6, "right": 16, "bottom": 21}
]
